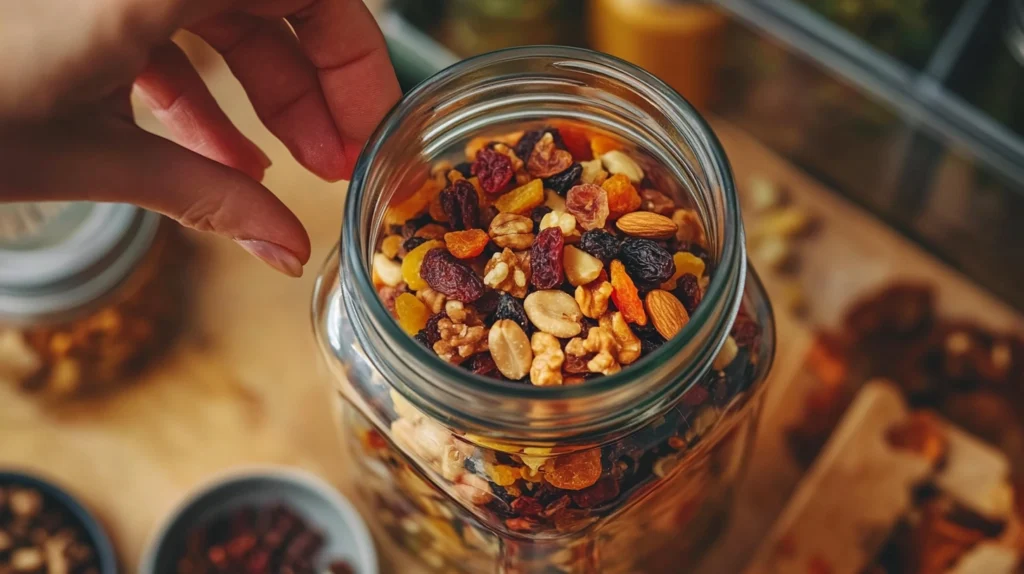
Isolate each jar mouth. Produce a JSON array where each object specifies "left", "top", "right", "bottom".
[{"left": 339, "top": 46, "right": 747, "bottom": 435}]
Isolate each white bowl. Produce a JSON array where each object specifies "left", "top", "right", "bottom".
[{"left": 139, "top": 466, "right": 377, "bottom": 574}]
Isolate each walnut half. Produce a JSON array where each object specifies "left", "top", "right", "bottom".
[{"left": 433, "top": 318, "right": 488, "bottom": 365}]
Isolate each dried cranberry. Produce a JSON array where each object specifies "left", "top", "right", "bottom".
[
  {"left": 731, "top": 311, "right": 760, "bottom": 347},
  {"left": 530, "top": 227, "right": 565, "bottom": 289},
  {"left": 454, "top": 162, "right": 473, "bottom": 178},
  {"left": 494, "top": 292, "right": 529, "bottom": 332},
  {"left": 420, "top": 249, "right": 485, "bottom": 302},
  {"left": 510, "top": 496, "right": 544, "bottom": 517},
  {"left": 632, "top": 323, "right": 665, "bottom": 355},
  {"left": 472, "top": 148, "right": 514, "bottom": 194},
  {"left": 543, "top": 163, "right": 583, "bottom": 196},
  {"left": 619, "top": 238, "right": 674, "bottom": 288},
  {"left": 439, "top": 180, "right": 480, "bottom": 230},
  {"left": 465, "top": 353, "right": 499, "bottom": 377},
  {"left": 571, "top": 477, "right": 620, "bottom": 508},
  {"left": 402, "top": 236, "right": 427, "bottom": 255},
  {"left": 578, "top": 229, "right": 620, "bottom": 263},
  {"left": 530, "top": 206, "right": 553, "bottom": 233},
  {"left": 675, "top": 273, "right": 702, "bottom": 315}
]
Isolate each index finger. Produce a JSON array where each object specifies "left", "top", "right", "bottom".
[{"left": 286, "top": 0, "right": 401, "bottom": 170}]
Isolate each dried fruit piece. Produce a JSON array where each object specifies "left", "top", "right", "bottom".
[
  {"left": 544, "top": 449, "right": 602, "bottom": 490},
  {"left": 444, "top": 229, "right": 489, "bottom": 259},
  {"left": 645, "top": 290, "right": 690, "bottom": 340},
  {"left": 530, "top": 206, "right": 553, "bottom": 233},
  {"left": 615, "top": 211, "right": 678, "bottom": 240},
  {"left": 589, "top": 134, "right": 622, "bottom": 157},
  {"left": 661, "top": 252, "right": 706, "bottom": 290},
  {"left": 465, "top": 353, "right": 499, "bottom": 377},
  {"left": 575, "top": 279, "right": 613, "bottom": 319},
  {"left": 381, "top": 235, "right": 403, "bottom": 259},
  {"left": 495, "top": 179, "right": 545, "bottom": 215},
  {"left": 633, "top": 322, "right": 665, "bottom": 355},
  {"left": 610, "top": 260, "right": 647, "bottom": 326},
  {"left": 563, "top": 245, "right": 603, "bottom": 287},
  {"left": 530, "top": 332, "right": 564, "bottom": 386},
  {"left": 571, "top": 476, "right": 619, "bottom": 508},
  {"left": 465, "top": 131, "right": 522, "bottom": 162},
  {"left": 402, "top": 236, "right": 427, "bottom": 255},
  {"left": 494, "top": 292, "right": 529, "bottom": 332},
  {"left": 401, "top": 240, "right": 445, "bottom": 290},
  {"left": 675, "top": 273, "right": 703, "bottom": 315},
  {"left": 524, "top": 291, "right": 583, "bottom": 338},
  {"left": 578, "top": 229, "right": 620, "bottom": 263},
  {"left": 385, "top": 179, "right": 442, "bottom": 226},
  {"left": 373, "top": 253, "right": 403, "bottom": 287},
  {"left": 619, "top": 238, "right": 675, "bottom": 288},
  {"left": 640, "top": 189, "right": 676, "bottom": 215},
  {"left": 414, "top": 223, "right": 448, "bottom": 240},
  {"left": 526, "top": 133, "right": 573, "bottom": 178},
  {"left": 530, "top": 227, "right": 564, "bottom": 290},
  {"left": 488, "top": 213, "right": 535, "bottom": 250},
  {"left": 489, "top": 319, "right": 533, "bottom": 381},
  {"left": 600, "top": 150, "right": 644, "bottom": 183},
  {"left": 439, "top": 180, "right": 481, "bottom": 231},
  {"left": 565, "top": 184, "right": 609, "bottom": 231},
  {"left": 486, "top": 463, "right": 521, "bottom": 487},
  {"left": 543, "top": 163, "right": 583, "bottom": 196},
  {"left": 473, "top": 148, "right": 515, "bottom": 194},
  {"left": 422, "top": 312, "right": 447, "bottom": 346},
  {"left": 602, "top": 174, "right": 642, "bottom": 219},
  {"left": 420, "top": 248, "right": 485, "bottom": 302},
  {"left": 554, "top": 124, "right": 593, "bottom": 160},
  {"left": 731, "top": 311, "right": 760, "bottom": 347},
  {"left": 492, "top": 143, "right": 525, "bottom": 172},
  {"left": 395, "top": 293, "right": 431, "bottom": 335}
]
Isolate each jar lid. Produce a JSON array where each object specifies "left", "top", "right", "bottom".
[{"left": 0, "top": 202, "right": 161, "bottom": 323}]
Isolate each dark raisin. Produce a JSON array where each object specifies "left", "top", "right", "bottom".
[
  {"left": 475, "top": 290, "right": 501, "bottom": 318},
  {"left": 414, "top": 330, "right": 430, "bottom": 348},
  {"left": 578, "top": 229, "right": 620, "bottom": 263},
  {"left": 675, "top": 274, "right": 702, "bottom": 315},
  {"left": 619, "top": 238, "right": 674, "bottom": 288},
  {"left": 731, "top": 311, "right": 760, "bottom": 347},
  {"left": 510, "top": 496, "right": 544, "bottom": 517},
  {"left": 402, "top": 236, "right": 427, "bottom": 255},
  {"left": 543, "top": 163, "right": 583, "bottom": 196},
  {"left": 530, "top": 206, "right": 553, "bottom": 233},
  {"left": 571, "top": 477, "right": 620, "bottom": 508},
  {"left": 632, "top": 323, "right": 665, "bottom": 355},
  {"left": 420, "top": 249, "right": 485, "bottom": 302},
  {"left": 563, "top": 354, "right": 591, "bottom": 374},
  {"left": 472, "top": 148, "right": 514, "bottom": 194},
  {"left": 465, "top": 353, "right": 499, "bottom": 377},
  {"left": 439, "top": 180, "right": 480, "bottom": 230},
  {"left": 514, "top": 130, "right": 546, "bottom": 160},
  {"left": 530, "top": 227, "right": 564, "bottom": 289},
  {"left": 454, "top": 162, "right": 473, "bottom": 178},
  {"left": 494, "top": 292, "right": 529, "bottom": 332},
  {"left": 424, "top": 312, "right": 447, "bottom": 346}
]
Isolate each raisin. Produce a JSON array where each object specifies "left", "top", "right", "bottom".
[
  {"left": 494, "top": 292, "right": 529, "bottom": 332},
  {"left": 423, "top": 312, "right": 447, "bottom": 346},
  {"left": 619, "top": 238, "right": 674, "bottom": 288},
  {"left": 465, "top": 353, "right": 499, "bottom": 377},
  {"left": 563, "top": 354, "right": 591, "bottom": 374},
  {"left": 475, "top": 290, "right": 501, "bottom": 318},
  {"left": 578, "top": 229, "right": 620, "bottom": 263},
  {"left": 472, "top": 148, "right": 514, "bottom": 194},
  {"left": 454, "top": 162, "right": 473, "bottom": 178},
  {"left": 439, "top": 180, "right": 480, "bottom": 231},
  {"left": 675, "top": 273, "right": 702, "bottom": 315},
  {"left": 530, "top": 227, "right": 565, "bottom": 290},
  {"left": 731, "top": 311, "right": 760, "bottom": 347},
  {"left": 515, "top": 130, "right": 546, "bottom": 161},
  {"left": 400, "top": 215, "right": 432, "bottom": 240},
  {"left": 565, "top": 184, "right": 609, "bottom": 231},
  {"left": 686, "top": 243, "right": 712, "bottom": 269},
  {"left": 420, "top": 248, "right": 485, "bottom": 302},
  {"left": 633, "top": 323, "right": 665, "bottom": 355},
  {"left": 510, "top": 496, "right": 543, "bottom": 517},
  {"left": 530, "top": 206, "right": 553, "bottom": 233},
  {"left": 414, "top": 330, "right": 430, "bottom": 348},
  {"left": 401, "top": 236, "right": 427, "bottom": 256},
  {"left": 543, "top": 163, "right": 583, "bottom": 196},
  {"left": 570, "top": 477, "right": 620, "bottom": 508}
]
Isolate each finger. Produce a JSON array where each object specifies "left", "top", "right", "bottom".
[
  {"left": 190, "top": 14, "right": 348, "bottom": 181},
  {"left": 0, "top": 115, "right": 310, "bottom": 277},
  {"left": 286, "top": 0, "right": 401, "bottom": 172},
  {"left": 134, "top": 41, "right": 271, "bottom": 182}
]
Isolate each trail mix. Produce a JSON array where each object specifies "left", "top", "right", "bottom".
[
  {"left": 0, "top": 484, "right": 102, "bottom": 574},
  {"left": 354, "top": 124, "right": 770, "bottom": 570},
  {"left": 374, "top": 126, "right": 720, "bottom": 385}
]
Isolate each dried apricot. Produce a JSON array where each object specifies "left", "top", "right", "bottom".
[
  {"left": 602, "top": 174, "right": 642, "bottom": 219},
  {"left": 661, "top": 252, "right": 706, "bottom": 290},
  {"left": 610, "top": 260, "right": 647, "bottom": 326},
  {"left": 444, "top": 229, "right": 489, "bottom": 259},
  {"left": 395, "top": 293, "right": 430, "bottom": 334},
  {"left": 401, "top": 239, "right": 445, "bottom": 290},
  {"left": 589, "top": 134, "right": 622, "bottom": 158},
  {"left": 494, "top": 179, "right": 544, "bottom": 215},
  {"left": 544, "top": 449, "right": 602, "bottom": 490}
]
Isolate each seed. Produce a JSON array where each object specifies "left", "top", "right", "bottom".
[
  {"left": 488, "top": 319, "right": 533, "bottom": 380},
  {"left": 523, "top": 291, "right": 583, "bottom": 338}
]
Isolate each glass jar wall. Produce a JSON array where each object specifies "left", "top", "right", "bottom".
[{"left": 314, "top": 47, "right": 776, "bottom": 573}]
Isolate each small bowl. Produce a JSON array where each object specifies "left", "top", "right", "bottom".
[
  {"left": 139, "top": 466, "right": 377, "bottom": 574},
  {"left": 0, "top": 470, "right": 119, "bottom": 574}
]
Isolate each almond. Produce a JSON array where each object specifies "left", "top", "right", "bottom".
[
  {"left": 644, "top": 289, "right": 690, "bottom": 340},
  {"left": 615, "top": 211, "right": 678, "bottom": 239}
]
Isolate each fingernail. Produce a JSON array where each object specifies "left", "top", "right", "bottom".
[
  {"left": 249, "top": 140, "right": 272, "bottom": 169},
  {"left": 236, "top": 240, "right": 303, "bottom": 277}
]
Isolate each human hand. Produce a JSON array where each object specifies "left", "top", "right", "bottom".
[{"left": 0, "top": 0, "right": 401, "bottom": 276}]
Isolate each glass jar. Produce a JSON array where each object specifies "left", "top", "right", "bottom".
[
  {"left": 0, "top": 202, "right": 184, "bottom": 397},
  {"left": 313, "top": 46, "right": 776, "bottom": 573}
]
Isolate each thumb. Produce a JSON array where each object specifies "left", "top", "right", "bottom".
[{"left": 0, "top": 115, "right": 310, "bottom": 277}]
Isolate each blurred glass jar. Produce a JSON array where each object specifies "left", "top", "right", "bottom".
[
  {"left": 313, "top": 47, "right": 775, "bottom": 573},
  {"left": 0, "top": 203, "right": 183, "bottom": 398}
]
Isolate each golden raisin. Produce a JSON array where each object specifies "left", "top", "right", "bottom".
[
  {"left": 544, "top": 449, "right": 602, "bottom": 490},
  {"left": 494, "top": 179, "right": 544, "bottom": 215},
  {"left": 401, "top": 239, "right": 445, "bottom": 290},
  {"left": 486, "top": 464, "right": 521, "bottom": 487},
  {"left": 610, "top": 260, "right": 647, "bottom": 326},
  {"left": 444, "top": 229, "right": 489, "bottom": 259},
  {"left": 661, "top": 252, "right": 706, "bottom": 290},
  {"left": 384, "top": 179, "right": 442, "bottom": 226},
  {"left": 602, "top": 174, "right": 642, "bottom": 219},
  {"left": 395, "top": 293, "right": 430, "bottom": 334}
]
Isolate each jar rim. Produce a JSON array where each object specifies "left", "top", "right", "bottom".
[{"left": 338, "top": 46, "right": 748, "bottom": 435}]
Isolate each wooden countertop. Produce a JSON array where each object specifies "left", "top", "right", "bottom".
[{"left": 1, "top": 46, "right": 1019, "bottom": 573}]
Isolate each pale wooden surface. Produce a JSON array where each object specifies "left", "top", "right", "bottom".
[{"left": 1, "top": 46, "right": 1020, "bottom": 574}]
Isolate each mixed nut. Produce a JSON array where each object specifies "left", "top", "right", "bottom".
[
  {"left": 0, "top": 484, "right": 101, "bottom": 574},
  {"left": 353, "top": 123, "right": 769, "bottom": 571},
  {"left": 175, "top": 503, "right": 354, "bottom": 574}
]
